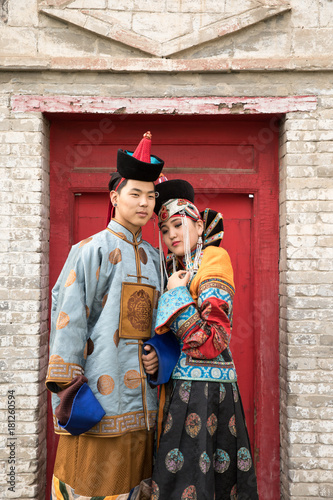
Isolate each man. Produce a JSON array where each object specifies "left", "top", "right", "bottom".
[{"left": 46, "top": 132, "right": 163, "bottom": 499}]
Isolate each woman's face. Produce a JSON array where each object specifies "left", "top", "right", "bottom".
[{"left": 160, "top": 216, "right": 203, "bottom": 257}]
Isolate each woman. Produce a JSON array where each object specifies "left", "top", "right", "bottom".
[{"left": 145, "top": 179, "right": 259, "bottom": 500}]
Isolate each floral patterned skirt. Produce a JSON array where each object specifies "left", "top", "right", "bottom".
[{"left": 151, "top": 380, "right": 259, "bottom": 500}]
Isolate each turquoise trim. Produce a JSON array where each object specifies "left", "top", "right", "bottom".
[
  {"left": 172, "top": 349, "right": 237, "bottom": 383},
  {"left": 155, "top": 287, "right": 194, "bottom": 332},
  {"left": 125, "top": 150, "right": 162, "bottom": 164}
]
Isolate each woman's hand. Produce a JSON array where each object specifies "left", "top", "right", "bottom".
[
  {"left": 142, "top": 345, "right": 159, "bottom": 375},
  {"left": 167, "top": 270, "right": 190, "bottom": 290}
]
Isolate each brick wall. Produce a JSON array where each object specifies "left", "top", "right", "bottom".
[
  {"left": 279, "top": 107, "right": 333, "bottom": 499},
  {"left": 0, "top": 108, "right": 50, "bottom": 498}
]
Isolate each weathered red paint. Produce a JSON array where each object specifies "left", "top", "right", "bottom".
[
  {"left": 12, "top": 94, "right": 317, "bottom": 116},
  {"left": 47, "top": 114, "right": 280, "bottom": 499}
]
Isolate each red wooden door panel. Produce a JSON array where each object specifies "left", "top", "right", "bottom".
[{"left": 47, "top": 114, "right": 279, "bottom": 500}]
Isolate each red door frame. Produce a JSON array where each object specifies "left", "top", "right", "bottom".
[{"left": 46, "top": 112, "right": 280, "bottom": 499}]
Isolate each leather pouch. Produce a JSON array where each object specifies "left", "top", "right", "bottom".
[{"left": 119, "top": 282, "right": 156, "bottom": 340}]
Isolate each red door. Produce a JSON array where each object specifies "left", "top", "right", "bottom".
[{"left": 47, "top": 114, "right": 279, "bottom": 499}]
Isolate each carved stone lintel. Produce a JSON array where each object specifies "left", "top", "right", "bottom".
[{"left": 39, "top": 1, "right": 291, "bottom": 58}]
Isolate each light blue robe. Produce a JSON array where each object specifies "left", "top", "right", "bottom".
[{"left": 46, "top": 219, "right": 160, "bottom": 437}]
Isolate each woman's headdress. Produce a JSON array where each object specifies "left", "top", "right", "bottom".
[{"left": 155, "top": 178, "right": 224, "bottom": 289}]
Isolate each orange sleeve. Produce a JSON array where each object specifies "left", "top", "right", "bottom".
[{"left": 190, "top": 246, "right": 234, "bottom": 301}]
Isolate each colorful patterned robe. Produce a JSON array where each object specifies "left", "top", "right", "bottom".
[{"left": 155, "top": 245, "right": 237, "bottom": 382}]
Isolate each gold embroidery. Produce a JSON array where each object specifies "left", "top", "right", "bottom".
[
  {"left": 64, "top": 270, "right": 76, "bottom": 287},
  {"left": 199, "top": 279, "right": 235, "bottom": 300},
  {"left": 138, "top": 247, "right": 148, "bottom": 265},
  {"left": 53, "top": 410, "right": 157, "bottom": 436},
  {"left": 47, "top": 360, "right": 84, "bottom": 382},
  {"left": 109, "top": 248, "right": 122, "bottom": 265},
  {"left": 128, "top": 289, "right": 152, "bottom": 331},
  {"left": 56, "top": 311, "right": 70, "bottom": 330},
  {"left": 119, "top": 282, "right": 155, "bottom": 340},
  {"left": 97, "top": 375, "right": 115, "bottom": 395},
  {"left": 49, "top": 354, "right": 64, "bottom": 363},
  {"left": 124, "top": 370, "right": 141, "bottom": 390},
  {"left": 79, "top": 237, "right": 92, "bottom": 248}
]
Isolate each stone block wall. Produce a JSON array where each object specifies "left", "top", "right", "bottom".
[
  {"left": 0, "top": 108, "right": 50, "bottom": 498},
  {"left": 279, "top": 107, "right": 333, "bottom": 499}
]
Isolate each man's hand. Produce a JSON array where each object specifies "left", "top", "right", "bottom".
[
  {"left": 167, "top": 270, "right": 190, "bottom": 290},
  {"left": 142, "top": 345, "right": 158, "bottom": 375}
]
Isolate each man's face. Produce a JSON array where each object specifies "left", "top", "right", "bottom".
[{"left": 111, "top": 179, "right": 156, "bottom": 234}]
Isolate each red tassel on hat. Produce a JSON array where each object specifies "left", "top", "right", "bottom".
[{"left": 132, "top": 131, "right": 152, "bottom": 163}]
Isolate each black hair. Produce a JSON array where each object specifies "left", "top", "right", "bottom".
[{"left": 108, "top": 172, "right": 128, "bottom": 193}]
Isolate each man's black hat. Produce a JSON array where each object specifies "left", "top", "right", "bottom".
[{"left": 117, "top": 131, "right": 164, "bottom": 182}]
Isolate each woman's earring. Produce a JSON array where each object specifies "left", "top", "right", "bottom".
[
  {"left": 193, "top": 236, "right": 203, "bottom": 273},
  {"left": 114, "top": 203, "right": 117, "bottom": 207}
]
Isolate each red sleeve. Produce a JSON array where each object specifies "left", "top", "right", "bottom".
[{"left": 180, "top": 295, "right": 231, "bottom": 359}]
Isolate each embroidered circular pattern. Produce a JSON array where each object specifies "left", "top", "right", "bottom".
[
  {"left": 219, "top": 383, "right": 226, "bottom": 403},
  {"left": 64, "top": 270, "right": 76, "bottom": 287},
  {"left": 127, "top": 289, "right": 152, "bottom": 331},
  {"left": 97, "top": 375, "right": 115, "bottom": 395},
  {"left": 232, "top": 383, "right": 239, "bottom": 402},
  {"left": 213, "top": 449, "right": 230, "bottom": 473},
  {"left": 83, "top": 338, "right": 94, "bottom": 359},
  {"left": 109, "top": 248, "right": 122, "bottom": 265},
  {"left": 191, "top": 368, "right": 201, "bottom": 378},
  {"left": 206, "top": 413, "right": 218, "bottom": 436},
  {"left": 151, "top": 480, "right": 160, "bottom": 500},
  {"left": 56, "top": 311, "right": 70, "bottom": 330},
  {"left": 181, "top": 485, "right": 197, "bottom": 499},
  {"left": 230, "top": 485, "right": 237, "bottom": 499},
  {"left": 199, "top": 452, "right": 211, "bottom": 474},
  {"left": 229, "top": 415, "right": 237, "bottom": 437},
  {"left": 211, "top": 368, "right": 221, "bottom": 379},
  {"left": 79, "top": 237, "right": 92, "bottom": 248},
  {"left": 185, "top": 413, "right": 201, "bottom": 438},
  {"left": 237, "top": 447, "right": 252, "bottom": 472},
  {"left": 179, "top": 381, "right": 192, "bottom": 403},
  {"left": 165, "top": 448, "right": 184, "bottom": 473},
  {"left": 49, "top": 355, "right": 64, "bottom": 363},
  {"left": 138, "top": 247, "right": 148, "bottom": 265},
  {"left": 124, "top": 370, "right": 141, "bottom": 389},
  {"left": 164, "top": 412, "right": 173, "bottom": 434},
  {"left": 180, "top": 356, "right": 187, "bottom": 368}
]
